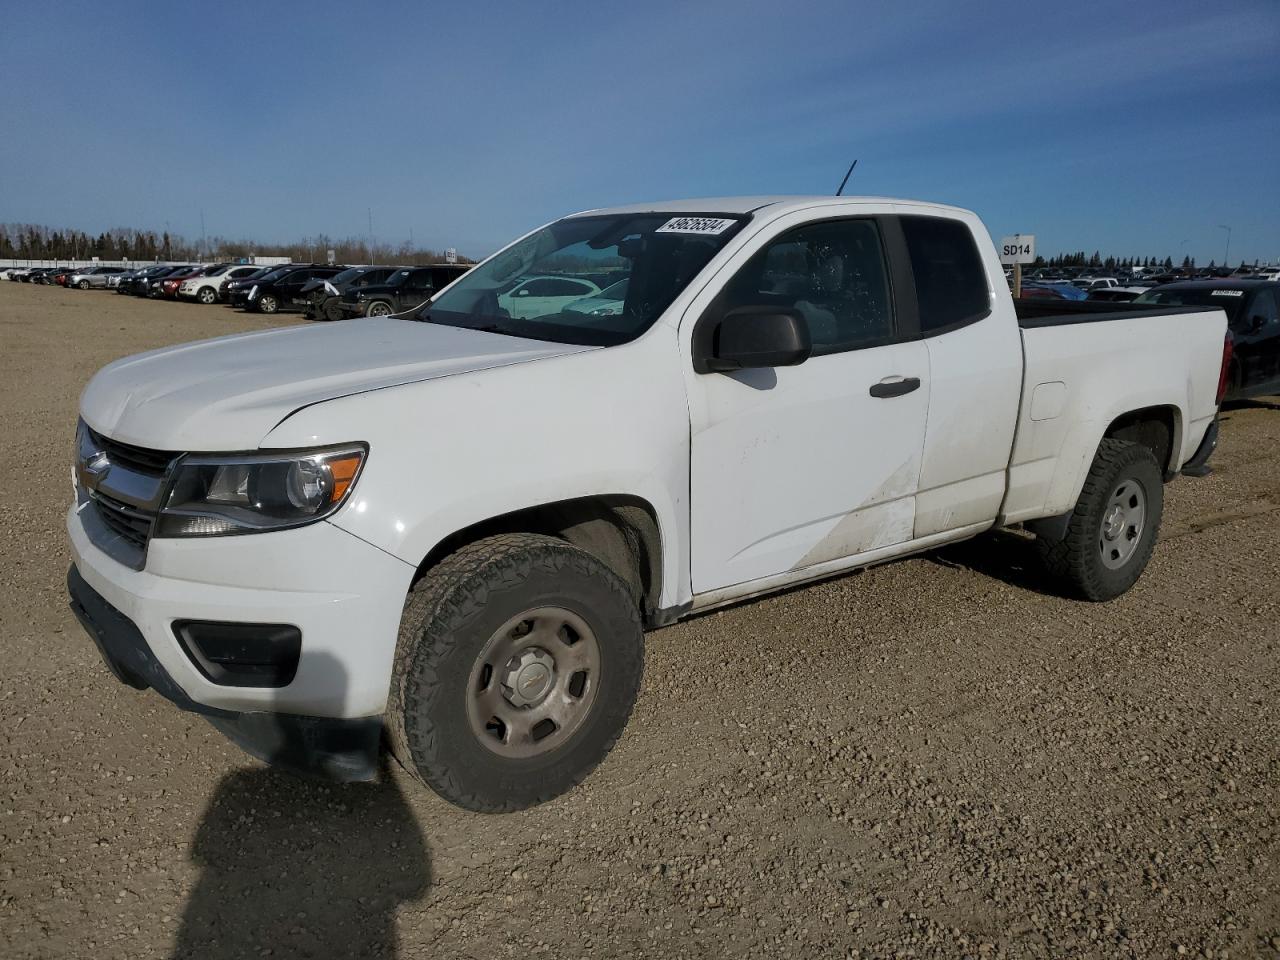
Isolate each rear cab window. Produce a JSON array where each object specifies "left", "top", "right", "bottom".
[{"left": 899, "top": 216, "right": 991, "bottom": 334}]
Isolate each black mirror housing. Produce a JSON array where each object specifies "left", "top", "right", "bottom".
[{"left": 698, "top": 307, "right": 812, "bottom": 373}]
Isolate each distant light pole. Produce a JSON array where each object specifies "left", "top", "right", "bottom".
[{"left": 1217, "top": 225, "right": 1231, "bottom": 269}]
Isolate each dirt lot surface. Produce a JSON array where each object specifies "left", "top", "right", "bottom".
[{"left": 1, "top": 279, "right": 1277, "bottom": 959}]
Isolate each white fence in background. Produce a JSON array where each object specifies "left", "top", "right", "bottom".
[{"left": 0, "top": 257, "right": 289, "bottom": 270}]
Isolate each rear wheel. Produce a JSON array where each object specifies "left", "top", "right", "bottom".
[
  {"left": 388, "top": 533, "right": 644, "bottom": 812},
  {"left": 365, "top": 300, "right": 392, "bottom": 317},
  {"left": 77, "top": 279, "right": 90, "bottom": 290},
  {"left": 1035, "top": 438, "right": 1164, "bottom": 601},
  {"left": 197, "top": 286, "right": 217, "bottom": 304}
]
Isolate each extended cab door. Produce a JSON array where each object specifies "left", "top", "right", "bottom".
[
  {"left": 685, "top": 213, "right": 931, "bottom": 594},
  {"left": 893, "top": 215, "right": 1022, "bottom": 537}
]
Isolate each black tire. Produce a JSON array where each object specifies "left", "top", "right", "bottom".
[
  {"left": 77, "top": 279, "right": 90, "bottom": 290},
  {"left": 258, "top": 294, "right": 278, "bottom": 314},
  {"left": 323, "top": 299, "right": 345, "bottom": 323},
  {"left": 365, "top": 300, "right": 392, "bottom": 317},
  {"left": 387, "top": 533, "right": 644, "bottom": 813},
  {"left": 197, "top": 286, "right": 217, "bottom": 304},
  {"left": 1035, "top": 438, "right": 1164, "bottom": 601}
]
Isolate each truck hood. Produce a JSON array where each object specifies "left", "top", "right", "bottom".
[{"left": 81, "top": 319, "right": 596, "bottom": 451}]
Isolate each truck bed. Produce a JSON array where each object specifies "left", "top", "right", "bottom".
[{"left": 1014, "top": 298, "right": 1212, "bottom": 328}]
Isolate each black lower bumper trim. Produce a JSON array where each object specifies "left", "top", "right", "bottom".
[
  {"left": 67, "top": 564, "right": 380, "bottom": 782},
  {"left": 1182, "top": 418, "right": 1219, "bottom": 478}
]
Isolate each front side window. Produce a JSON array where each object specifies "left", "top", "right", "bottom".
[
  {"left": 716, "top": 218, "right": 894, "bottom": 355},
  {"left": 424, "top": 212, "right": 747, "bottom": 345},
  {"left": 900, "top": 216, "right": 990, "bottom": 333}
]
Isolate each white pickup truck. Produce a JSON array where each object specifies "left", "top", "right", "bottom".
[{"left": 67, "top": 196, "right": 1229, "bottom": 811}]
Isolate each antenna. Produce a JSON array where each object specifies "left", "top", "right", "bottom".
[{"left": 835, "top": 159, "right": 858, "bottom": 197}]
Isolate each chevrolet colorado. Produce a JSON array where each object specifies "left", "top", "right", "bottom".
[{"left": 67, "top": 196, "right": 1229, "bottom": 811}]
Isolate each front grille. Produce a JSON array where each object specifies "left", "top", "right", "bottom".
[
  {"left": 88, "top": 426, "right": 177, "bottom": 475},
  {"left": 91, "top": 492, "right": 154, "bottom": 549}
]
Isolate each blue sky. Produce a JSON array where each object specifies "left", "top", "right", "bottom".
[{"left": 1, "top": 0, "right": 1277, "bottom": 263}]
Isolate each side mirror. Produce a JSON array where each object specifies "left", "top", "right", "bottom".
[{"left": 697, "top": 306, "right": 812, "bottom": 373}]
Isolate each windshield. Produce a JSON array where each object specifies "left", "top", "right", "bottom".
[
  {"left": 422, "top": 212, "right": 747, "bottom": 345},
  {"left": 1133, "top": 286, "right": 1248, "bottom": 323},
  {"left": 331, "top": 267, "right": 374, "bottom": 285}
]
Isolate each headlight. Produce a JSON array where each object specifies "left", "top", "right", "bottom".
[
  {"left": 248, "top": 284, "right": 259, "bottom": 300},
  {"left": 155, "top": 445, "right": 367, "bottom": 537}
]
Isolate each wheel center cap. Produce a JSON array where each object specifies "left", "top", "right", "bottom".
[
  {"left": 501, "top": 647, "right": 556, "bottom": 708},
  {"left": 1103, "top": 504, "right": 1125, "bottom": 540}
]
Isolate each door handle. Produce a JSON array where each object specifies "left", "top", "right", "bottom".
[{"left": 869, "top": 376, "right": 921, "bottom": 399}]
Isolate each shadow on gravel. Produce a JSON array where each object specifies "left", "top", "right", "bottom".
[
  {"left": 172, "top": 661, "right": 429, "bottom": 959},
  {"left": 929, "top": 529, "right": 1064, "bottom": 597}
]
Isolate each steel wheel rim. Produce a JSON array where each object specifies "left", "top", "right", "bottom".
[
  {"left": 1099, "top": 477, "right": 1147, "bottom": 569},
  {"left": 466, "top": 606, "right": 602, "bottom": 759},
  {"left": 368, "top": 303, "right": 390, "bottom": 316}
]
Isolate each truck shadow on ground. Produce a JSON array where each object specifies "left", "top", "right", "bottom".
[
  {"left": 172, "top": 661, "right": 430, "bottom": 959},
  {"left": 929, "top": 529, "right": 1062, "bottom": 597}
]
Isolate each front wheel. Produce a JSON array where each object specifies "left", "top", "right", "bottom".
[
  {"left": 197, "top": 286, "right": 217, "bottom": 304},
  {"left": 77, "top": 279, "right": 90, "bottom": 290},
  {"left": 387, "top": 533, "right": 644, "bottom": 812},
  {"left": 365, "top": 300, "right": 393, "bottom": 317},
  {"left": 257, "top": 294, "right": 278, "bottom": 314},
  {"left": 1035, "top": 438, "right": 1164, "bottom": 601}
]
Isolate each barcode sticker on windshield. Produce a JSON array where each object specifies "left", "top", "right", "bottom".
[
  {"left": 1211, "top": 289, "right": 1244, "bottom": 297},
  {"left": 655, "top": 217, "right": 736, "bottom": 236}
]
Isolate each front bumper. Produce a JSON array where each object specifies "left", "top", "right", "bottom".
[
  {"left": 67, "top": 503, "right": 415, "bottom": 720},
  {"left": 68, "top": 566, "right": 383, "bottom": 780}
]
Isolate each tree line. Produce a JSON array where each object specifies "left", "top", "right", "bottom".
[
  {"left": 1035, "top": 251, "right": 1257, "bottom": 272},
  {"left": 0, "top": 223, "right": 474, "bottom": 266}
]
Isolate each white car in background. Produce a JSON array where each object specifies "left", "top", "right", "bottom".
[
  {"left": 179, "top": 264, "right": 263, "bottom": 305},
  {"left": 564, "top": 278, "right": 629, "bottom": 316},
  {"left": 498, "top": 275, "right": 601, "bottom": 318}
]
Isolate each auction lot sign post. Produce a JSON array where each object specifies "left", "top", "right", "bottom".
[{"left": 1001, "top": 234, "right": 1035, "bottom": 298}]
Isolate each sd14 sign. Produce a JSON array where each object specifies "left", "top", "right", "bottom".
[{"left": 1000, "top": 235, "right": 1036, "bottom": 265}]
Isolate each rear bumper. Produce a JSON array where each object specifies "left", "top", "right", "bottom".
[{"left": 68, "top": 565, "right": 382, "bottom": 781}]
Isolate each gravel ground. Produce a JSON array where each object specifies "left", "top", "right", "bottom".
[{"left": 1, "top": 280, "right": 1277, "bottom": 959}]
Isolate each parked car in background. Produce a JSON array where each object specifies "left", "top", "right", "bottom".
[
  {"left": 115, "top": 265, "right": 170, "bottom": 295},
  {"left": 3, "top": 267, "right": 34, "bottom": 281},
  {"left": 300, "top": 265, "right": 398, "bottom": 321},
  {"left": 1133, "top": 279, "right": 1280, "bottom": 399},
  {"left": 134, "top": 265, "right": 197, "bottom": 298},
  {"left": 496, "top": 274, "right": 602, "bottom": 318},
  {"left": 179, "top": 263, "right": 261, "bottom": 304},
  {"left": 68, "top": 266, "right": 128, "bottom": 289},
  {"left": 237, "top": 264, "right": 346, "bottom": 314},
  {"left": 564, "top": 277, "right": 630, "bottom": 316},
  {"left": 335, "top": 264, "right": 470, "bottom": 318},
  {"left": 1018, "top": 282, "right": 1089, "bottom": 301},
  {"left": 1071, "top": 277, "right": 1120, "bottom": 291},
  {"left": 156, "top": 266, "right": 209, "bottom": 299},
  {"left": 221, "top": 266, "right": 279, "bottom": 304}
]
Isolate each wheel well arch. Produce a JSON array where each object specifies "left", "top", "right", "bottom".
[
  {"left": 412, "top": 495, "right": 665, "bottom": 620},
  {"left": 1103, "top": 404, "right": 1181, "bottom": 477}
]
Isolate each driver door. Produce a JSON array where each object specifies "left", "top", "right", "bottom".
[{"left": 685, "top": 214, "right": 931, "bottom": 594}]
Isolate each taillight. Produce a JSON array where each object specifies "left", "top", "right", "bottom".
[{"left": 1216, "top": 334, "right": 1233, "bottom": 405}]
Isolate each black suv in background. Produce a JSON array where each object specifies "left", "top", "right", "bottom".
[
  {"left": 233, "top": 264, "right": 346, "bottom": 314},
  {"left": 221, "top": 265, "right": 279, "bottom": 304},
  {"left": 1133, "top": 279, "right": 1280, "bottom": 400},
  {"left": 131, "top": 264, "right": 196, "bottom": 297},
  {"left": 300, "top": 265, "right": 398, "bottom": 322},
  {"left": 336, "top": 264, "right": 471, "bottom": 318}
]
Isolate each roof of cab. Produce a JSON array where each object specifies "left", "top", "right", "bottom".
[{"left": 568, "top": 195, "right": 974, "bottom": 218}]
